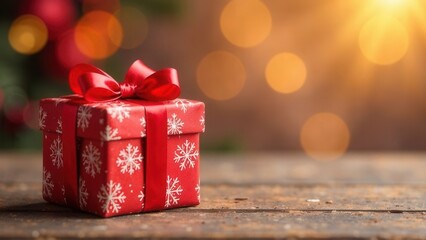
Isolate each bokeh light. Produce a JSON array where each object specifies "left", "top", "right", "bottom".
[
  {"left": 23, "top": 101, "right": 40, "bottom": 130},
  {"left": 300, "top": 113, "right": 350, "bottom": 161},
  {"left": 75, "top": 10, "right": 122, "bottom": 59},
  {"left": 83, "top": 0, "right": 120, "bottom": 13},
  {"left": 3, "top": 86, "right": 28, "bottom": 125},
  {"left": 115, "top": 7, "right": 148, "bottom": 49},
  {"left": 265, "top": 53, "right": 307, "bottom": 94},
  {"left": 359, "top": 15, "right": 409, "bottom": 65},
  {"left": 8, "top": 15, "right": 48, "bottom": 55},
  {"left": 19, "top": 0, "right": 76, "bottom": 40},
  {"left": 197, "top": 51, "right": 246, "bottom": 101},
  {"left": 56, "top": 30, "right": 91, "bottom": 70},
  {"left": 220, "top": 0, "right": 272, "bottom": 48}
]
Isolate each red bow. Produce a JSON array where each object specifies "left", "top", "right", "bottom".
[{"left": 69, "top": 60, "right": 180, "bottom": 102}]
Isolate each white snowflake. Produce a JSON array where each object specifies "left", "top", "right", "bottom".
[
  {"left": 200, "top": 115, "right": 205, "bottom": 132},
  {"left": 174, "top": 99, "right": 193, "bottom": 113},
  {"left": 56, "top": 117, "right": 62, "bottom": 134},
  {"left": 82, "top": 142, "right": 101, "bottom": 178},
  {"left": 100, "top": 125, "right": 121, "bottom": 141},
  {"left": 100, "top": 125, "right": 121, "bottom": 142},
  {"left": 138, "top": 190, "right": 145, "bottom": 208},
  {"left": 167, "top": 113, "right": 184, "bottom": 135},
  {"left": 50, "top": 137, "right": 63, "bottom": 168},
  {"left": 79, "top": 178, "right": 89, "bottom": 208},
  {"left": 39, "top": 107, "right": 47, "bottom": 129},
  {"left": 106, "top": 102, "right": 130, "bottom": 123},
  {"left": 77, "top": 106, "right": 92, "bottom": 131},
  {"left": 174, "top": 140, "right": 199, "bottom": 171},
  {"left": 116, "top": 144, "right": 143, "bottom": 175},
  {"left": 165, "top": 175, "right": 183, "bottom": 208},
  {"left": 195, "top": 183, "right": 200, "bottom": 202},
  {"left": 97, "top": 180, "right": 126, "bottom": 214},
  {"left": 42, "top": 168, "right": 54, "bottom": 198},
  {"left": 140, "top": 117, "right": 146, "bottom": 137}
]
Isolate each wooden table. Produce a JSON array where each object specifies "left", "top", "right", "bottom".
[{"left": 1, "top": 152, "right": 425, "bottom": 239}]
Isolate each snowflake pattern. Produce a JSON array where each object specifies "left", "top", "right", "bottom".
[
  {"left": 39, "top": 107, "right": 47, "bottom": 129},
  {"left": 97, "top": 180, "right": 126, "bottom": 214},
  {"left": 174, "top": 99, "right": 193, "bottom": 113},
  {"left": 174, "top": 140, "right": 199, "bottom": 170},
  {"left": 50, "top": 137, "right": 63, "bottom": 168},
  {"left": 82, "top": 142, "right": 101, "bottom": 178},
  {"left": 100, "top": 125, "right": 121, "bottom": 142},
  {"left": 100, "top": 125, "right": 121, "bottom": 141},
  {"left": 140, "top": 117, "right": 146, "bottom": 137},
  {"left": 42, "top": 168, "right": 54, "bottom": 198},
  {"left": 138, "top": 190, "right": 145, "bottom": 209},
  {"left": 195, "top": 183, "right": 201, "bottom": 202},
  {"left": 167, "top": 113, "right": 184, "bottom": 135},
  {"left": 200, "top": 115, "right": 205, "bottom": 132},
  {"left": 116, "top": 144, "right": 143, "bottom": 175},
  {"left": 77, "top": 106, "right": 92, "bottom": 131},
  {"left": 165, "top": 176, "right": 183, "bottom": 208},
  {"left": 106, "top": 102, "right": 130, "bottom": 123},
  {"left": 79, "top": 178, "right": 89, "bottom": 208},
  {"left": 56, "top": 117, "right": 62, "bottom": 134}
]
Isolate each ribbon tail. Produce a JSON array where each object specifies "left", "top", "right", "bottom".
[{"left": 143, "top": 103, "right": 168, "bottom": 211}]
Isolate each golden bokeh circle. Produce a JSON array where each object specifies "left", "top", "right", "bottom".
[
  {"left": 8, "top": 15, "right": 48, "bottom": 55},
  {"left": 300, "top": 112, "right": 350, "bottom": 161},
  {"left": 115, "top": 7, "right": 148, "bottom": 49},
  {"left": 197, "top": 51, "right": 246, "bottom": 101},
  {"left": 359, "top": 15, "right": 409, "bottom": 65},
  {"left": 220, "top": 0, "right": 272, "bottom": 48},
  {"left": 265, "top": 53, "right": 307, "bottom": 94},
  {"left": 75, "top": 11, "right": 122, "bottom": 59}
]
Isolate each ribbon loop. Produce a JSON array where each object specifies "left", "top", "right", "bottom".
[{"left": 69, "top": 60, "right": 180, "bottom": 102}]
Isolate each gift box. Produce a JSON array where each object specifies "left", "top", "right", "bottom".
[{"left": 39, "top": 60, "right": 205, "bottom": 217}]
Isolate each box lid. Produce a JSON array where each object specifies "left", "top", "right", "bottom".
[{"left": 39, "top": 95, "right": 205, "bottom": 141}]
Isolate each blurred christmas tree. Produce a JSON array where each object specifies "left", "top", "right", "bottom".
[{"left": 0, "top": 0, "right": 184, "bottom": 149}]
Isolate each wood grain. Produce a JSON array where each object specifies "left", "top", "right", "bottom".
[{"left": 1, "top": 152, "right": 426, "bottom": 239}]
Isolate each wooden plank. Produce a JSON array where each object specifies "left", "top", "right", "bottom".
[
  {"left": 1, "top": 182, "right": 426, "bottom": 212},
  {"left": 1, "top": 152, "right": 426, "bottom": 184},
  {"left": 1, "top": 211, "right": 425, "bottom": 239},
  {"left": 1, "top": 152, "right": 426, "bottom": 239}
]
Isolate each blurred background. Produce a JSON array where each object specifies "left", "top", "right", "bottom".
[{"left": 1, "top": 0, "right": 426, "bottom": 160}]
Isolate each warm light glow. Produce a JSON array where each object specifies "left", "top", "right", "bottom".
[
  {"left": 197, "top": 51, "right": 246, "bottom": 101},
  {"left": 220, "top": 0, "right": 272, "bottom": 48},
  {"left": 300, "top": 113, "right": 350, "bottom": 161},
  {"left": 115, "top": 7, "right": 148, "bottom": 49},
  {"left": 378, "top": 0, "right": 404, "bottom": 7},
  {"left": 359, "top": 15, "right": 409, "bottom": 65},
  {"left": 8, "top": 15, "right": 48, "bottom": 55},
  {"left": 75, "top": 11, "right": 122, "bottom": 59},
  {"left": 265, "top": 53, "right": 307, "bottom": 94}
]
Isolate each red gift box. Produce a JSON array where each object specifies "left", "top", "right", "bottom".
[{"left": 39, "top": 60, "right": 205, "bottom": 217}]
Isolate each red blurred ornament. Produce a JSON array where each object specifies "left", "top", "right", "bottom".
[
  {"left": 56, "top": 30, "right": 91, "bottom": 70},
  {"left": 4, "top": 105, "right": 26, "bottom": 134},
  {"left": 19, "top": 0, "right": 76, "bottom": 40},
  {"left": 39, "top": 30, "right": 92, "bottom": 79}
]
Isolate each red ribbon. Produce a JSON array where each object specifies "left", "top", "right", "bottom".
[
  {"left": 63, "top": 60, "right": 180, "bottom": 213},
  {"left": 69, "top": 60, "right": 180, "bottom": 102}
]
